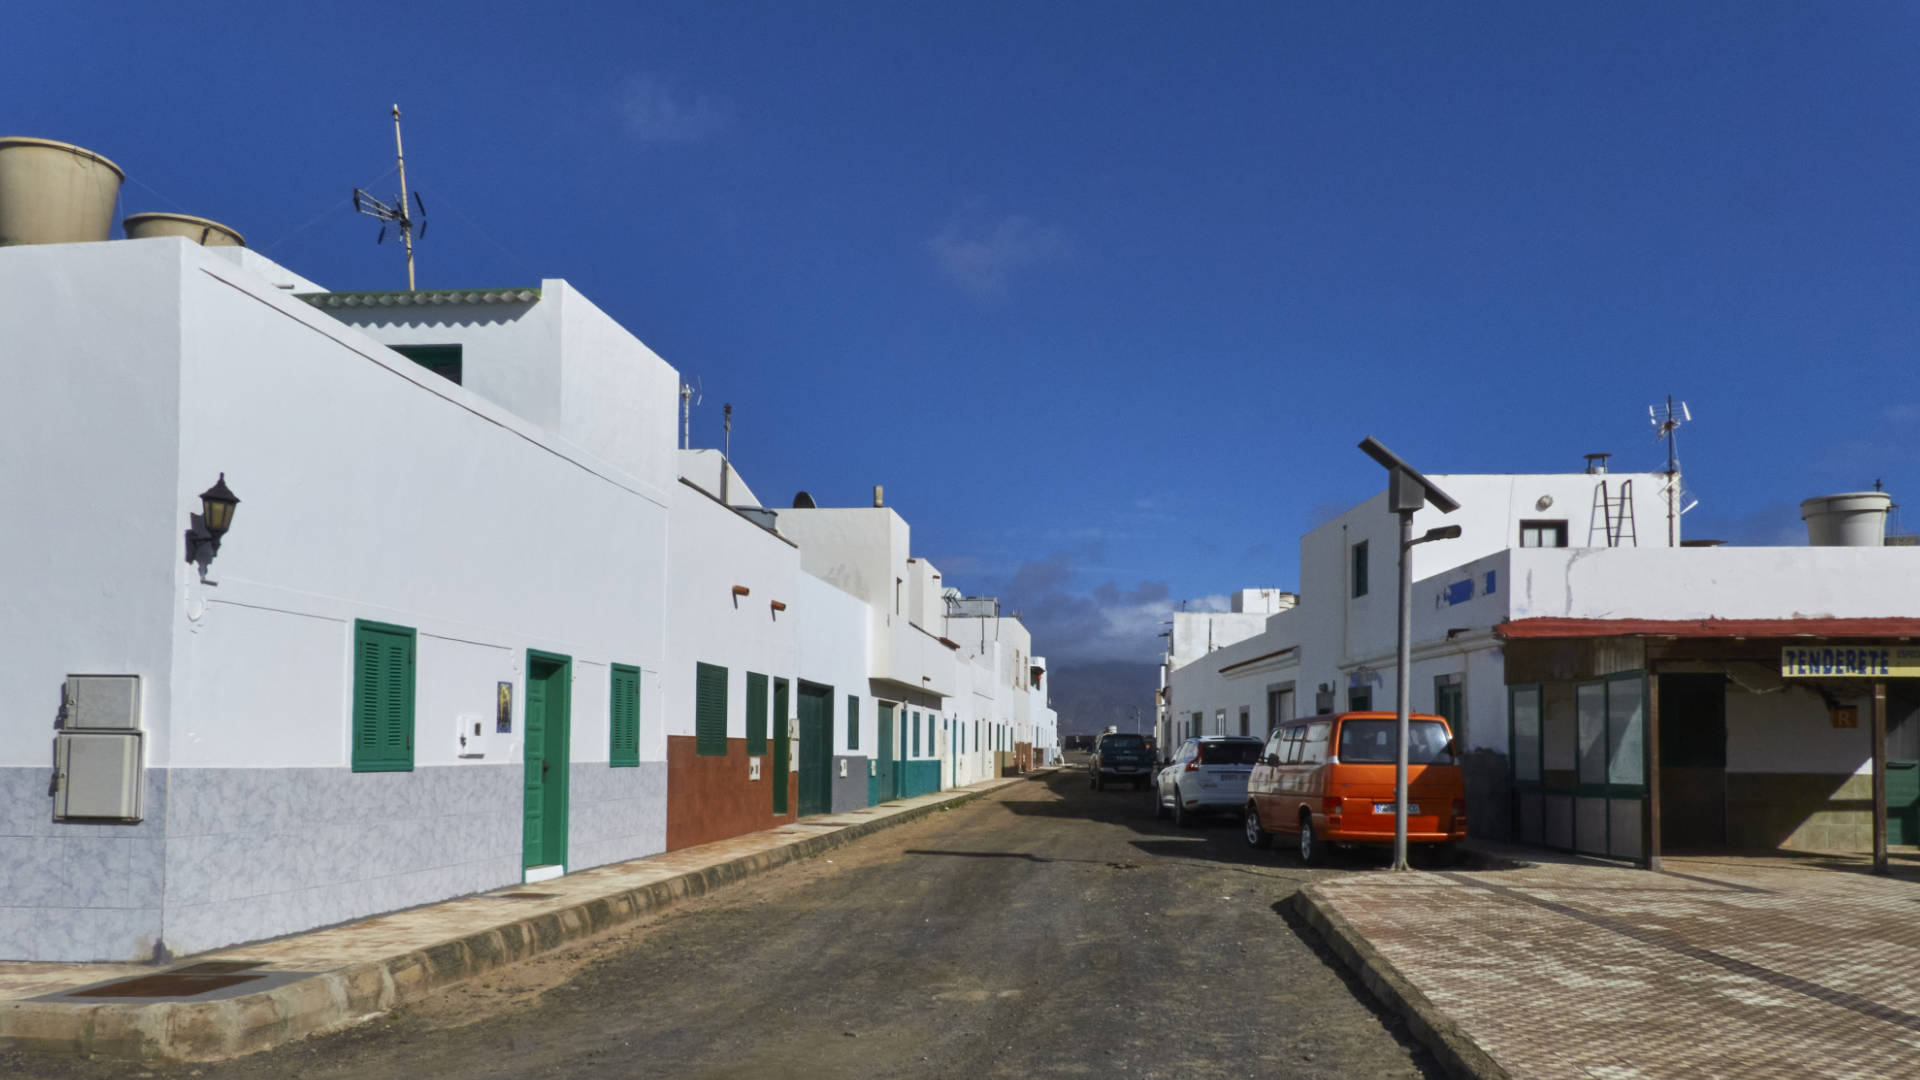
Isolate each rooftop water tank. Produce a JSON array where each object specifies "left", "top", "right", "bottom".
[
  {"left": 0, "top": 137, "right": 124, "bottom": 246},
  {"left": 122, "top": 211, "right": 244, "bottom": 247},
  {"left": 1800, "top": 492, "right": 1892, "bottom": 546}
]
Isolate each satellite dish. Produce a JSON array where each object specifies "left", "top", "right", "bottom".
[{"left": 792, "top": 491, "right": 817, "bottom": 508}]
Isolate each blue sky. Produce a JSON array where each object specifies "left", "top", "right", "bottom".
[{"left": 13, "top": 3, "right": 1918, "bottom": 663}]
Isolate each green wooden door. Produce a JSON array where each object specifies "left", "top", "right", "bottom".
[
  {"left": 1887, "top": 686, "right": 1919, "bottom": 846},
  {"left": 876, "top": 705, "right": 895, "bottom": 802},
  {"left": 523, "top": 652, "right": 571, "bottom": 871},
  {"left": 773, "top": 678, "right": 791, "bottom": 815},
  {"left": 797, "top": 685, "right": 832, "bottom": 816}
]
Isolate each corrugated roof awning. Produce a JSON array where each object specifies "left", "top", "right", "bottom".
[
  {"left": 1496, "top": 617, "right": 1920, "bottom": 640},
  {"left": 298, "top": 288, "right": 540, "bottom": 308}
]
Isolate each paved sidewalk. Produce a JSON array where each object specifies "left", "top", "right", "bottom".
[
  {"left": 1298, "top": 848, "right": 1920, "bottom": 1080},
  {"left": 0, "top": 769, "right": 1054, "bottom": 1064}
]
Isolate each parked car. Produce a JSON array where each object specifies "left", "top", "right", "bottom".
[
  {"left": 1156, "top": 735, "right": 1264, "bottom": 827},
  {"left": 1244, "top": 712, "right": 1467, "bottom": 865},
  {"left": 1089, "top": 732, "right": 1154, "bottom": 790}
]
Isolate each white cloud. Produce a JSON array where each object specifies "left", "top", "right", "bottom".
[
  {"left": 927, "top": 214, "right": 1068, "bottom": 296},
  {"left": 619, "top": 75, "right": 729, "bottom": 144}
]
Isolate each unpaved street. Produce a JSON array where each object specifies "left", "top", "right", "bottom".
[{"left": 17, "top": 769, "right": 1437, "bottom": 1079}]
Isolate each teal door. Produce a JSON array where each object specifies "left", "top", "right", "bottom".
[
  {"left": 1887, "top": 686, "right": 1919, "bottom": 846},
  {"left": 876, "top": 704, "right": 895, "bottom": 802},
  {"left": 798, "top": 684, "right": 832, "bottom": 816},
  {"left": 773, "top": 678, "right": 791, "bottom": 815},
  {"left": 522, "top": 652, "right": 571, "bottom": 871}
]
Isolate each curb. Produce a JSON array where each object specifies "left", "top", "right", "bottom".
[
  {"left": 1, "top": 773, "right": 1045, "bottom": 1064},
  {"left": 1290, "top": 884, "right": 1510, "bottom": 1080}
]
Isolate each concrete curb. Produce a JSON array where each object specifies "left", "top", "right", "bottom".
[
  {"left": 1, "top": 772, "right": 1048, "bottom": 1064},
  {"left": 1291, "top": 884, "right": 1510, "bottom": 1080}
]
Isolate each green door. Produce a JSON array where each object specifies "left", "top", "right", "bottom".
[
  {"left": 773, "top": 678, "right": 791, "bottom": 815},
  {"left": 522, "top": 652, "right": 571, "bottom": 871},
  {"left": 876, "top": 704, "right": 895, "bottom": 802},
  {"left": 1887, "top": 685, "right": 1919, "bottom": 846},
  {"left": 797, "top": 685, "right": 832, "bottom": 816}
]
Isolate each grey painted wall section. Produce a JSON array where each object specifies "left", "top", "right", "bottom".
[
  {"left": 831, "top": 756, "right": 869, "bottom": 813},
  {"left": 161, "top": 765, "right": 522, "bottom": 957},
  {"left": 2, "top": 760, "right": 671, "bottom": 962},
  {"left": 0, "top": 767, "right": 166, "bottom": 962},
  {"left": 568, "top": 761, "right": 667, "bottom": 871}
]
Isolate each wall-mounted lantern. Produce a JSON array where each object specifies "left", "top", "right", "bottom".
[{"left": 184, "top": 473, "right": 241, "bottom": 573}]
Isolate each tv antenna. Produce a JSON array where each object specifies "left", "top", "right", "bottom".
[
  {"left": 679, "top": 376, "right": 702, "bottom": 450},
  {"left": 351, "top": 104, "right": 428, "bottom": 289},
  {"left": 1649, "top": 396, "right": 1697, "bottom": 546}
]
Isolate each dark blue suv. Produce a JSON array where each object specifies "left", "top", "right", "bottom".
[{"left": 1090, "top": 732, "right": 1153, "bottom": 790}]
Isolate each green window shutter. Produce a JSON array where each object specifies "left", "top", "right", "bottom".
[
  {"left": 746, "top": 673, "right": 769, "bottom": 755},
  {"left": 911, "top": 711, "right": 921, "bottom": 757},
  {"left": 696, "top": 662, "right": 729, "bottom": 756},
  {"left": 847, "top": 696, "right": 859, "bottom": 751},
  {"left": 352, "top": 620, "right": 415, "bottom": 772},
  {"left": 610, "top": 663, "right": 640, "bottom": 767}
]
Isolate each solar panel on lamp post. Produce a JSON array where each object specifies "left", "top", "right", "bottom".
[{"left": 1358, "top": 438, "right": 1460, "bottom": 871}]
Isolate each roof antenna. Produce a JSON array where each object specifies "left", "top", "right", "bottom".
[
  {"left": 679, "top": 376, "right": 702, "bottom": 450},
  {"left": 351, "top": 104, "right": 428, "bottom": 289},
  {"left": 1649, "top": 395, "right": 1697, "bottom": 547}
]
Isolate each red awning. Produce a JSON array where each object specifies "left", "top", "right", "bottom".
[{"left": 1496, "top": 617, "right": 1920, "bottom": 640}]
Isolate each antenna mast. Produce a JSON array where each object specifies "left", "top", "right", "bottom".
[
  {"left": 1650, "top": 396, "right": 1693, "bottom": 547},
  {"left": 391, "top": 105, "right": 415, "bottom": 290},
  {"left": 351, "top": 104, "right": 429, "bottom": 289},
  {"left": 679, "top": 377, "right": 701, "bottom": 450}
]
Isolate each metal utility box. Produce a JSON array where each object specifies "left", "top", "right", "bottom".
[
  {"left": 64, "top": 675, "right": 141, "bottom": 730},
  {"left": 54, "top": 732, "right": 145, "bottom": 821}
]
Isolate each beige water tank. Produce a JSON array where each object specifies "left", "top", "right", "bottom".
[
  {"left": 0, "top": 137, "right": 124, "bottom": 246},
  {"left": 1800, "top": 492, "right": 1892, "bottom": 546},
  {"left": 122, "top": 212, "right": 245, "bottom": 247}
]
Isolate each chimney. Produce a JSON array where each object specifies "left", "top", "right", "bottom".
[
  {"left": 1584, "top": 453, "right": 1611, "bottom": 475},
  {"left": 873, "top": 485, "right": 884, "bottom": 508}
]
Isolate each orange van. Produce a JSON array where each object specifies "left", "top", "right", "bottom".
[{"left": 1244, "top": 711, "right": 1466, "bottom": 864}]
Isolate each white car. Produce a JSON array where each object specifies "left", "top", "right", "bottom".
[{"left": 1156, "top": 736, "right": 1265, "bottom": 828}]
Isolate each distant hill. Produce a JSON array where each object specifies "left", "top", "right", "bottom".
[{"left": 1045, "top": 659, "right": 1159, "bottom": 735}]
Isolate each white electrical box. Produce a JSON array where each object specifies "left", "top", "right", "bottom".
[
  {"left": 749, "top": 757, "right": 762, "bottom": 781},
  {"left": 54, "top": 732, "right": 144, "bottom": 821},
  {"left": 455, "top": 713, "right": 486, "bottom": 759},
  {"left": 64, "top": 675, "right": 141, "bottom": 730}
]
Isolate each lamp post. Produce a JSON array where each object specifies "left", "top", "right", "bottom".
[{"left": 1358, "top": 438, "right": 1459, "bottom": 871}]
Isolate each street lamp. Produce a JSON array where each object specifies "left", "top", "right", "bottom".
[{"left": 1358, "top": 438, "right": 1459, "bottom": 871}]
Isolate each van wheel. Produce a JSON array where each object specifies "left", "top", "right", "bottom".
[
  {"left": 1298, "top": 812, "right": 1323, "bottom": 866},
  {"left": 1244, "top": 805, "right": 1272, "bottom": 849}
]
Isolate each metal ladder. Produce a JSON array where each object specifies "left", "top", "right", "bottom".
[{"left": 1587, "top": 479, "right": 1638, "bottom": 547}]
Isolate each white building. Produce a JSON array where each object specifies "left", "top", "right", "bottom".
[
  {"left": 2, "top": 232, "right": 1057, "bottom": 962},
  {"left": 1164, "top": 462, "right": 1920, "bottom": 861}
]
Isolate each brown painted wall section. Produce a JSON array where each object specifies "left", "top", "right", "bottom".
[{"left": 666, "top": 736, "right": 797, "bottom": 851}]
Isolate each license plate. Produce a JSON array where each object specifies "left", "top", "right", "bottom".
[
  {"left": 1114, "top": 765, "right": 1136, "bottom": 772},
  {"left": 1374, "top": 802, "right": 1420, "bottom": 815}
]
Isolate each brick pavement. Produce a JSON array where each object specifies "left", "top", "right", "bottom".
[{"left": 1307, "top": 850, "right": 1920, "bottom": 1079}]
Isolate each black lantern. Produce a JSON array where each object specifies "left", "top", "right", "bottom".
[{"left": 199, "top": 473, "right": 240, "bottom": 541}]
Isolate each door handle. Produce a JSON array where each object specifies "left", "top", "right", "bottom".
[{"left": 542, "top": 760, "right": 550, "bottom": 776}]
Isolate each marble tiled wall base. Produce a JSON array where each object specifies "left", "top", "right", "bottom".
[
  {"left": 160, "top": 765, "right": 522, "bottom": 956},
  {"left": 0, "top": 767, "right": 167, "bottom": 961},
  {"left": 831, "top": 757, "right": 870, "bottom": 813},
  {"left": 567, "top": 761, "right": 667, "bottom": 872}
]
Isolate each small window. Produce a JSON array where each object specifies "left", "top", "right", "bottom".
[
  {"left": 391, "top": 344, "right": 462, "bottom": 385},
  {"left": 1519, "top": 520, "right": 1568, "bottom": 548},
  {"left": 352, "top": 619, "right": 416, "bottom": 772},
  {"left": 695, "top": 662, "right": 728, "bottom": 756},
  {"left": 745, "top": 672, "right": 769, "bottom": 755},
  {"left": 1238, "top": 706, "right": 1250, "bottom": 737},
  {"left": 610, "top": 663, "right": 640, "bottom": 767},
  {"left": 1300, "top": 721, "right": 1332, "bottom": 765},
  {"left": 1352, "top": 540, "right": 1370, "bottom": 598}
]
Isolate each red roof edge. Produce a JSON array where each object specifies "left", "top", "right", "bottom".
[{"left": 1496, "top": 617, "right": 1920, "bottom": 640}]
